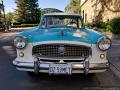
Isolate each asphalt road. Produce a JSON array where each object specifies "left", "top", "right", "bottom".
[{"left": 0, "top": 34, "right": 120, "bottom": 90}]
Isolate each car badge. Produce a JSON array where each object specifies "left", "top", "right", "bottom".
[{"left": 58, "top": 46, "right": 65, "bottom": 55}]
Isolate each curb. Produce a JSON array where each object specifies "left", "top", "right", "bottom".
[
  {"left": 112, "top": 42, "right": 120, "bottom": 46},
  {"left": 109, "top": 56, "right": 120, "bottom": 78},
  {"left": 110, "top": 63, "right": 120, "bottom": 78}
]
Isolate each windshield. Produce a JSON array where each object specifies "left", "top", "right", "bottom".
[{"left": 40, "top": 15, "right": 84, "bottom": 29}]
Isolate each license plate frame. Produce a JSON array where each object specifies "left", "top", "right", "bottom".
[{"left": 49, "top": 63, "right": 72, "bottom": 75}]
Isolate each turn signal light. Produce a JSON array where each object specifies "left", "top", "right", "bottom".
[
  {"left": 100, "top": 54, "right": 105, "bottom": 59},
  {"left": 19, "top": 52, "right": 24, "bottom": 57}
]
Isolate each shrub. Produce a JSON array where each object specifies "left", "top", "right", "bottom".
[
  {"left": 95, "top": 22, "right": 106, "bottom": 29},
  {"left": 110, "top": 17, "right": 120, "bottom": 34},
  {"left": 85, "top": 22, "right": 91, "bottom": 28},
  {"left": 106, "top": 24, "right": 112, "bottom": 31},
  {"left": 12, "top": 22, "right": 22, "bottom": 25},
  {"left": 0, "top": 24, "right": 5, "bottom": 31}
]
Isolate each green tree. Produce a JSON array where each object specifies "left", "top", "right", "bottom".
[
  {"left": 5, "top": 12, "right": 14, "bottom": 22},
  {"left": 15, "top": 0, "right": 40, "bottom": 24},
  {"left": 65, "top": 0, "right": 81, "bottom": 14}
]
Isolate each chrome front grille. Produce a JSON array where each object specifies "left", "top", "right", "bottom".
[{"left": 32, "top": 44, "right": 92, "bottom": 58}]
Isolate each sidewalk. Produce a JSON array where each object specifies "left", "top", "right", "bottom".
[
  {"left": 109, "top": 56, "right": 120, "bottom": 78},
  {"left": 108, "top": 39, "right": 120, "bottom": 78},
  {"left": 0, "top": 32, "right": 18, "bottom": 37},
  {"left": 0, "top": 27, "right": 33, "bottom": 44},
  {"left": 112, "top": 39, "right": 120, "bottom": 46},
  {"left": 0, "top": 27, "right": 34, "bottom": 36}
]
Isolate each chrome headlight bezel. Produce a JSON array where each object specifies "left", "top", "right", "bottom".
[
  {"left": 97, "top": 37, "right": 112, "bottom": 51},
  {"left": 14, "top": 36, "right": 28, "bottom": 49}
]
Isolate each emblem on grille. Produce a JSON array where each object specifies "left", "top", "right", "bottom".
[{"left": 58, "top": 46, "right": 66, "bottom": 55}]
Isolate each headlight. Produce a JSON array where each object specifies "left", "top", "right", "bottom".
[
  {"left": 97, "top": 37, "right": 111, "bottom": 51},
  {"left": 14, "top": 36, "right": 27, "bottom": 49}
]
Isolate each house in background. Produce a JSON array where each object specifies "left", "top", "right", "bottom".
[{"left": 80, "top": 0, "right": 120, "bottom": 23}]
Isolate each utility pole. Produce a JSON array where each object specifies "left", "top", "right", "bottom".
[
  {"left": 2, "top": 0, "right": 5, "bottom": 21},
  {"left": 0, "top": 1, "right": 2, "bottom": 22},
  {"left": 1, "top": 0, "right": 6, "bottom": 31},
  {"left": 79, "top": 0, "right": 81, "bottom": 15}
]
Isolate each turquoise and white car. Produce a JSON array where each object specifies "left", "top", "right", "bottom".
[{"left": 13, "top": 13, "right": 111, "bottom": 75}]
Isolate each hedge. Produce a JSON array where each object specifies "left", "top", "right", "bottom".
[
  {"left": 85, "top": 22, "right": 91, "bottom": 28},
  {"left": 11, "top": 24, "right": 38, "bottom": 28},
  {"left": 110, "top": 17, "right": 120, "bottom": 34}
]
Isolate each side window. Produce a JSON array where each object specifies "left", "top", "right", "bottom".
[
  {"left": 41, "top": 18, "right": 46, "bottom": 28},
  {"left": 47, "top": 17, "right": 53, "bottom": 26}
]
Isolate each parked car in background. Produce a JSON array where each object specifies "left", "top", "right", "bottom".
[{"left": 13, "top": 13, "right": 111, "bottom": 75}]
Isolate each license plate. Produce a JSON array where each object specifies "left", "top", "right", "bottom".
[{"left": 49, "top": 64, "right": 71, "bottom": 75}]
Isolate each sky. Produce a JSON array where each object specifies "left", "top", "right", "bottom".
[{"left": 3, "top": 0, "right": 70, "bottom": 13}]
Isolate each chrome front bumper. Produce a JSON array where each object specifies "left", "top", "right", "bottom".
[{"left": 13, "top": 60, "right": 109, "bottom": 74}]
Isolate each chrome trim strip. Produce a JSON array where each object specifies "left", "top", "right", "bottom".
[
  {"left": 13, "top": 60, "right": 109, "bottom": 73},
  {"left": 33, "top": 41, "right": 92, "bottom": 47}
]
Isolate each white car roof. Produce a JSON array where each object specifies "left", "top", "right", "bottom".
[{"left": 44, "top": 13, "right": 81, "bottom": 17}]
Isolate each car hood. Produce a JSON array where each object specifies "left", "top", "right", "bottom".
[{"left": 20, "top": 27, "right": 103, "bottom": 44}]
